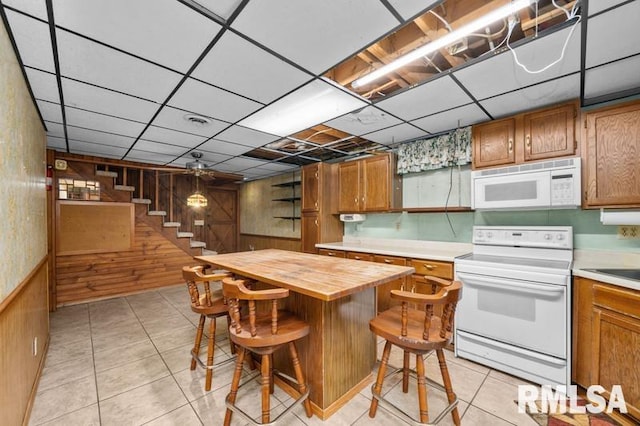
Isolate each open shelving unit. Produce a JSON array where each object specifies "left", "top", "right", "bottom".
[{"left": 272, "top": 179, "right": 301, "bottom": 229}]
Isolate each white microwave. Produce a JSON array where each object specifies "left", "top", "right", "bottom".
[{"left": 471, "top": 158, "right": 581, "bottom": 210}]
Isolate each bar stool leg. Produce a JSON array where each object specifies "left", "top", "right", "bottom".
[
  {"left": 224, "top": 347, "right": 246, "bottom": 426},
  {"left": 416, "top": 353, "right": 429, "bottom": 423},
  {"left": 226, "top": 314, "right": 236, "bottom": 355},
  {"left": 402, "top": 350, "right": 410, "bottom": 393},
  {"left": 205, "top": 317, "right": 216, "bottom": 391},
  {"left": 192, "top": 315, "right": 205, "bottom": 370},
  {"left": 369, "top": 340, "right": 392, "bottom": 418},
  {"left": 436, "top": 349, "right": 460, "bottom": 426},
  {"left": 288, "top": 341, "right": 312, "bottom": 417},
  {"left": 261, "top": 354, "right": 271, "bottom": 424}
]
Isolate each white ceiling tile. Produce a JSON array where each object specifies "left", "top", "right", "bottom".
[
  {"left": 151, "top": 106, "right": 229, "bottom": 137},
  {"left": 61, "top": 78, "right": 159, "bottom": 122},
  {"left": 64, "top": 107, "right": 146, "bottom": 137},
  {"left": 192, "top": 31, "right": 312, "bottom": 104},
  {"left": 232, "top": 0, "right": 399, "bottom": 73},
  {"left": 215, "top": 157, "right": 271, "bottom": 172},
  {"left": 44, "top": 121, "right": 65, "bottom": 138},
  {"left": 376, "top": 75, "right": 471, "bottom": 121},
  {"left": 199, "top": 139, "right": 253, "bottom": 156},
  {"left": 589, "top": 0, "right": 627, "bottom": 16},
  {"left": 584, "top": 56, "right": 640, "bottom": 100},
  {"left": 214, "top": 125, "right": 280, "bottom": 148},
  {"left": 3, "top": 0, "right": 48, "bottom": 21},
  {"left": 53, "top": 0, "right": 221, "bottom": 73},
  {"left": 480, "top": 74, "right": 580, "bottom": 118},
  {"left": 133, "top": 140, "right": 187, "bottom": 156},
  {"left": 169, "top": 78, "right": 263, "bottom": 123},
  {"left": 183, "top": 0, "right": 242, "bottom": 20},
  {"left": 586, "top": 2, "right": 640, "bottom": 68},
  {"left": 25, "top": 68, "right": 60, "bottom": 103},
  {"left": 454, "top": 25, "right": 581, "bottom": 101},
  {"left": 47, "top": 136, "right": 67, "bottom": 150},
  {"left": 138, "top": 126, "right": 206, "bottom": 148},
  {"left": 386, "top": 0, "right": 441, "bottom": 21},
  {"left": 36, "top": 100, "right": 63, "bottom": 123},
  {"left": 325, "top": 106, "right": 402, "bottom": 136},
  {"left": 65, "top": 126, "right": 135, "bottom": 149},
  {"left": 238, "top": 79, "right": 368, "bottom": 137},
  {"left": 69, "top": 140, "right": 129, "bottom": 158},
  {"left": 123, "top": 150, "right": 176, "bottom": 164},
  {"left": 411, "top": 103, "right": 489, "bottom": 134},
  {"left": 56, "top": 30, "right": 182, "bottom": 102},
  {"left": 254, "top": 163, "right": 300, "bottom": 173},
  {"left": 196, "top": 151, "right": 234, "bottom": 165},
  {"left": 5, "top": 10, "right": 55, "bottom": 72},
  {"left": 362, "top": 123, "right": 429, "bottom": 145}
]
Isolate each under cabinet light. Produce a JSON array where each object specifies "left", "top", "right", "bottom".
[{"left": 352, "top": 0, "right": 537, "bottom": 89}]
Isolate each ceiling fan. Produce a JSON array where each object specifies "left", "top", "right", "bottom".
[{"left": 184, "top": 151, "right": 215, "bottom": 178}]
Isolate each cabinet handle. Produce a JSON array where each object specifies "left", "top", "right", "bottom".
[
  {"left": 508, "top": 139, "right": 513, "bottom": 152},
  {"left": 423, "top": 264, "right": 435, "bottom": 271},
  {"left": 361, "top": 196, "right": 365, "bottom": 204},
  {"left": 314, "top": 202, "right": 318, "bottom": 208},
  {"left": 328, "top": 252, "right": 335, "bottom": 256},
  {"left": 354, "top": 197, "right": 358, "bottom": 204},
  {"left": 314, "top": 219, "right": 318, "bottom": 226},
  {"left": 525, "top": 135, "right": 531, "bottom": 151},
  {"left": 315, "top": 172, "right": 318, "bottom": 179},
  {"left": 384, "top": 259, "right": 392, "bottom": 264},
  {"left": 354, "top": 256, "right": 362, "bottom": 260}
]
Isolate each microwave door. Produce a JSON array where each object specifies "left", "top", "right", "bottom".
[{"left": 473, "top": 171, "right": 551, "bottom": 210}]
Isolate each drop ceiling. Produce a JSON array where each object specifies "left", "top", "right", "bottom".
[{"left": 1, "top": 0, "right": 639, "bottom": 182}]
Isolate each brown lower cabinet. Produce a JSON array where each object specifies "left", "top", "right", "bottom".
[
  {"left": 573, "top": 277, "right": 640, "bottom": 420},
  {"left": 318, "top": 249, "right": 453, "bottom": 314}
]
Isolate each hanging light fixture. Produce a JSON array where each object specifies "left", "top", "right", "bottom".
[{"left": 187, "top": 172, "right": 208, "bottom": 208}]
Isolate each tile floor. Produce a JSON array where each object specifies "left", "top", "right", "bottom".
[{"left": 30, "top": 285, "right": 540, "bottom": 425}]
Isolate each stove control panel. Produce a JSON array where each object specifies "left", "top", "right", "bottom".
[{"left": 472, "top": 226, "right": 573, "bottom": 249}]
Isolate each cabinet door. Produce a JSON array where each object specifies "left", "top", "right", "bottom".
[
  {"left": 585, "top": 102, "right": 640, "bottom": 207},
  {"left": 524, "top": 103, "right": 575, "bottom": 162},
  {"left": 301, "top": 212, "right": 320, "bottom": 254},
  {"left": 346, "top": 251, "right": 374, "bottom": 261},
  {"left": 302, "top": 163, "right": 320, "bottom": 212},
  {"left": 318, "top": 248, "right": 345, "bottom": 258},
  {"left": 473, "top": 118, "right": 516, "bottom": 168},
  {"left": 362, "top": 155, "right": 391, "bottom": 211},
  {"left": 338, "top": 161, "right": 360, "bottom": 212},
  {"left": 374, "top": 254, "right": 406, "bottom": 313}
]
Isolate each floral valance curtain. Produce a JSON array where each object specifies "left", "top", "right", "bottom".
[{"left": 396, "top": 126, "right": 472, "bottom": 175}]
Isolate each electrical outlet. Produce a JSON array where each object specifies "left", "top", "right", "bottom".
[
  {"left": 617, "top": 225, "right": 640, "bottom": 239},
  {"left": 33, "top": 337, "right": 38, "bottom": 356}
]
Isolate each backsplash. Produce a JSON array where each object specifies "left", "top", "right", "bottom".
[{"left": 344, "top": 209, "right": 640, "bottom": 251}]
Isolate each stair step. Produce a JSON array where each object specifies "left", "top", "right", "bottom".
[
  {"left": 132, "top": 198, "right": 152, "bottom": 204},
  {"left": 148, "top": 211, "right": 166, "bottom": 216},
  {"left": 164, "top": 222, "right": 181, "bottom": 228},
  {"left": 96, "top": 170, "right": 118, "bottom": 178},
  {"left": 202, "top": 249, "right": 218, "bottom": 256},
  {"left": 190, "top": 241, "right": 207, "bottom": 248},
  {"left": 114, "top": 184, "right": 135, "bottom": 192},
  {"left": 177, "top": 232, "right": 194, "bottom": 238}
]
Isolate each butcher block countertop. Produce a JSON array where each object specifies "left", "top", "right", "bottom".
[
  {"left": 196, "top": 248, "right": 415, "bottom": 301},
  {"left": 316, "top": 236, "right": 472, "bottom": 262}
]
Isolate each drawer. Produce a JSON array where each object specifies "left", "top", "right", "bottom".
[
  {"left": 593, "top": 283, "right": 640, "bottom": 319},
  {"left": 347, "top": 251, "right": 374, "bottom": 262},
  {"left": 318, "top": 249, "right": 345, "bottom": 258},
  {"left": 410, "top": 259, "right": 453, "bottom": 279},
  {"left": 373, "top": 254, "right": 407, "bottom": 266}
]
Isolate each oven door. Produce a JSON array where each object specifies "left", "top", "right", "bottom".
[{"left": 455, "top": 271, "right": 566, "bottom": 358}]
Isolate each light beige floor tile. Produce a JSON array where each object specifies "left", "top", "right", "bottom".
[
  {"left": 90, "top": 315, "right": 140, "bottom": 335},
  {"left": 151, "top": 325, "right": 199, "bottom": 353},
  {"left": 173, "top": 358, "right": 247, "bottom": 402},
  {"left": 144, "top": 404, "right": 203, "bottom": 426},
  {"left": 29, "top": 375, "right": 97, "bottom": 425},
  {"left": 49, "top": 304, "right": 89, "bottom": 329},
  {"left": 141, "top": 314, "right": 194, "bottom": 337},
  {"left": 91, "top": 327, "right": 150, "bottom": 354},
  {"left": 294, "top": 392, "right": 371, "bottom": 426},
  {"left": 160, "top": 341, "right": 231, "bottom": 375},
  {"left": 190, "top": 388, "right": 244, "bottom": 425},
  {"left": 99, "top": 376, "right": 187, "bottom": 426},
  {"left": 94, "top": 339, "right": 157, "bottom": 372},
  {"left": 471, "top": 376, "right": 538, "bottom": 425},
  {"left": 48, "top": 325, "right": 92, "bottom": 347},
  {"left": 36, "top": 403, "right": 100, "bottom": 426},
  {"left": 423, "top": 351, "right": 487, "bottom": 403},
  {"left": 96, "top": 354, "right": 170, "bottom": 400},
  {"left": 351, "top": 405, "right": 411, "bottom": 425},
  {"left": 38, "top": 355, "right": 94, "bottom": 392},
  {"left": 444, "top": 349, "right": 492, "bottom": 375},
  {"left": 44, "top": 336, "right": 93, "bottom": 368},
  {"left": 488, "top": 368, "right": 537, "bottom": 387},
  {"left": 461, "top": 405, "right": 514, "bottom": 426}
]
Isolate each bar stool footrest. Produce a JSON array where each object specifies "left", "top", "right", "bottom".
[{"left": 190, "top": 349, "right": 235, "bottom": 370}]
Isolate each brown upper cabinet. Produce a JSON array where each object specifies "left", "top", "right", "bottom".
[
  {"left": 302, "top": 162, "right": 320, "bottom": 212},
  {"left": 584, "top": 100, "right": 640, "bottom": 208},
  {"left": 473, "top": 101, "right": 577, "bottom": 169},
  {"left": 338, "top": 153, "right": 402, "bottom": 212}
]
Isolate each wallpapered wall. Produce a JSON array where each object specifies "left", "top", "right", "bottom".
[{"left": 0, "top": 21, "right": 47, "bottom": 301}]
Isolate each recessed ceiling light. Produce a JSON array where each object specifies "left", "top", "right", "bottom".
[{"left": 184, "top": 114, "right": 212, "bottom": 127}]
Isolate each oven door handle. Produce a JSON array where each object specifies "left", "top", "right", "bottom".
[{"left": 456, "top": 272, "right": 565, "bottom": 295}]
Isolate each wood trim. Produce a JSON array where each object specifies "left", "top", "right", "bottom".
[
  {"left": 0, "top": 255, "right": 48, "bottom": 313},
  {"left": 240, "top": 233, "right": 301, "bottom": 241},
  {"left": 591, "top": 307, "right": 602, "bottom": 384}
]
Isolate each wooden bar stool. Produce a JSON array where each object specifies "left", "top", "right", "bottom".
[
  {"left": 183, "top": 265, "right": 234, "bottom": 391},
  {"left": 369, "top": 277, "right": 463, "bottom": 425},
  {"left": 222, "top": 277, "right": 313, "bottom": 425}
]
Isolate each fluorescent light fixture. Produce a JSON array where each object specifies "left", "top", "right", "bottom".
[
  {"left": 352, "top": 0, "right": 537, "bottom": 88},
  {"left": 239, "top": 78, "right": 369, "bottom": 137}
]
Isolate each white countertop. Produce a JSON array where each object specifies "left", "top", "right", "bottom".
[
  {"left": 316, "top": 237, "right": 472, "bottom": 262},
  {"left": 572, "top": 249, "right": 640, "bottom": 291}
]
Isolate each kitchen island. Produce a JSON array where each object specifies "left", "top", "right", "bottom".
[{"left": 195, "top": 249, "right": 415, "bottom": 419}]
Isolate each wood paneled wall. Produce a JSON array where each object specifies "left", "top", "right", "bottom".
[
  {"left": 0, "top": 258, "right": 49, "bottom": 426},
  {"left": 239, "top": 233, "right": 301, "bottom": 252}
]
